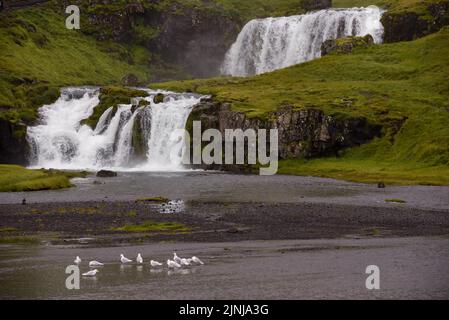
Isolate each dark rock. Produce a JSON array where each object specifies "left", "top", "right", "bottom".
[
  {"left": 0, "top": 119, "right": 28, "bottom": 165},
  {"left": 321, "top": 35, "right": 374, "bottom": 56},
  {"left": 121, "top": 73, "right": 139, "bottom": 87},
  {"left": 301, "top": 0, "right": 332, "bottom": 11},
  {"left": 378, "top": 182, "right": 386, "bottom": 189},
  {"left": 185, "top": 99, "right": 382, "bottom": 169},
  {"left": 145, "top": 3, "right": 240, "bottom": 78},
  {"left": 153, "top": 93, "right": 165, "bottom": 104},
  {"left": 382, "top": 2, "right": 449, "bottom": 43},
  {"left": 96, "top": 170, "right": 117, "bottom": 178}
]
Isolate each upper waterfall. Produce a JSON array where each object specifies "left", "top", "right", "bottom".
[
  {"left": 221, "top": 6, "right": 384, "bottom": 77},
  {"left": 27, "top": 87, "right": 202, "bottom": 171}
]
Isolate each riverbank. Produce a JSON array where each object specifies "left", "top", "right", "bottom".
[
  {"left": 1, "top": 200, "right": 448, "bottom": 246},
  {"left": 0, "top": 165, "right": 89, "bottom": 192}
]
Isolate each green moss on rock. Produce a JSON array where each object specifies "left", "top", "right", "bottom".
[{"left": 81, "top": 86, "right": 149, "bottom": 129}]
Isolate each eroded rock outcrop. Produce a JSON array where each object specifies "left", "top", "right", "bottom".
[
  {"left": 185, "top": 98, "right": 382, "bottom": 168},
  {"left": 0, "top": 120, "right": 28, "bottom": 165},
  {"left": 321, "top": 34, "right": 374, "bottom": 56},
  {"left": 382, "top": 1, "right": 449, "bottom": 42}
]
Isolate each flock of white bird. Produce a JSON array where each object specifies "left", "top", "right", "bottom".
[{"left": 74, "top": 252, "right": 204, "bottom": 277}]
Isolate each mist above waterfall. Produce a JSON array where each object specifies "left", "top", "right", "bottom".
[
  {"left": 221, "top": 6, "right": 384, "bottom": 77},
  {"left": 27, "top": 88, "right": 202, "bottom": 171}
]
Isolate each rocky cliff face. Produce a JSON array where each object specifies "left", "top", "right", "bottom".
[
  {"left": 61, "top": 0, "right": 241, "bottom": 79},
  {"left": 185, "top": 98, "right": 381, "bottom": 169},
  {"left": 301, "top": 0, "right": 332, "bottom": 12},
  {"left": 145, "top": 6, "right": 240, "bottom": 78},
  {"left": 0, "top": 120, "right": 28, "bottom": 165},
  {"left": 382, "top": 1, "right": 449, "bottom": 42}
]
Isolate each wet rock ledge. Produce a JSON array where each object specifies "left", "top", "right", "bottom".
[{"left": 185, "top": 97, "right": 382, "bottom": 170}]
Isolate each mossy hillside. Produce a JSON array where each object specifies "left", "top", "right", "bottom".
[
  {"left": 153, "top": 28, "right": 449, "bottom": 185},
  {"left": 0, "top": 165, "right": 89, "bottom": 192},
  {"left": 333, "top": 0, "right": 447, "bottom": 14},
  {"left": 0, "top": 4, "right": 151, "bottom": 129}
]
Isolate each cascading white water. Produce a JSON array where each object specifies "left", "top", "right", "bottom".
[
  {"left": 221, "top": 6, "right": 384, "bottom": 76},
  {"left": 27, "top": 87, "right": 202, "bottom": 171}
]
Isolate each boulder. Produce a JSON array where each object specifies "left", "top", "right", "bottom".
[
  {"left": 121, "top": 73, "right": 139, "bottom": 87},
  {"left": 321, "top": 35, "right": 374, "bottom": 56},
  {"left": 153, "top": 93, "right": 165, "bottom": 104},
  {"left": 96, "top": 170, "right": 117, "bottom": 178}
]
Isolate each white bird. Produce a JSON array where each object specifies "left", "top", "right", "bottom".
[
  {"left": 82, "top": 269, "right": 98, "bottom": 276},
  {"left": 136, "top": 253, "right": 143, "bottom": 264},
  {"left": 180, "top": 258, "right": 191, "bottom": 266},
  {"left": 150, "top": 260, "right": 163, "bottom": 267},
  {"left": 167, "top": 259, "right": 181, "bottom": 269},
  {"left": 173, "top": 252, "right": 182, "bottom": 264},
  {"left": 120, "top": 254, "right": 132, "bottom": 264},
  {"left": 74, "top": 256, "right": 81, "bottom": 264},
  {"left": 89, "top": 260, "right": 104, "bottom": 267},
  {"left": 191, "top": 256, "right": 204, "bottom": 265}
]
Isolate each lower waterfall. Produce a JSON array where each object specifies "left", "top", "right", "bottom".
[
  {"left": 27, "top": 87, "right": 202, "bottom": 171},
  {"left": 221, "top": 6, "right": 384, "bottom": 76}
]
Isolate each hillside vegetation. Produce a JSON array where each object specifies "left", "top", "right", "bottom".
[{"left": 153, "top": 27, "right": 449, "bottom": 185}]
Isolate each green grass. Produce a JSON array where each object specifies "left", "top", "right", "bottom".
[
  {"left": 111, "top": 221, "right": 190, "bottom": 233},
  {"left": 333, "top": 0, "right": 445, "bottom": 13},
  {"left": 0, "top": 4, "right": 152, "bottom": 127},
  {"left": 0, "top": 236, "right": 40, "bottom": 244},
  {"left": 153, "top": 27, "right": 449, "bottom": 185},
  {"left": 278, "top": 159, "right": 449, "bottom": 185},
  {"left": 135, "top": 197, "right": 170, "bottom": 203},
  {"left": 0, "top": 227, "right": 19, "bottom": 233},
  {"left": 0, "top": 165, "right": 89, "bottom": 192}
]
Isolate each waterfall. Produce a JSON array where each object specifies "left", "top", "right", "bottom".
[
  {"left": 221, "top": 6, "right": 384, "bottom": 76},
  {"left": 27, "top": 87, "right": 202, "bottom": 171}
]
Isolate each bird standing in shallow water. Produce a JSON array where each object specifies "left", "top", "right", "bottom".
[
  {"left": 191, "top": 256, "right": 204, "bottom": 265},
  {"left": 150, "top": 260, "right": 163, "bottom": 267},
  {"left": 180, "top": 258, "right": 191, "bottom": 266},
  {"left": 74, "top": 256, "right": 81, "bottom": 264},
  {"left": 82, "top": 269, "right": 98, "bottom": 277},
  {"left": 120, "top": 254, "right": 132, "bottom": 264},
  {"left": 136, "top": 253, "right": 143, "bottom": 264},
  {"left": 167, "top": 259, "right": 181, "bottom": 268},
  {"left": 173, "top": 252, "right": 182, "bottom": 264},
  {"left": 89, "top": 260, "right": 104, "bottom": 267}
]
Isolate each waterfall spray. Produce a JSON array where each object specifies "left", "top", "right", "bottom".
[
  {"left": 27, "top": 88, "right": 202, "bottom": 171},
  {"left": 221, "top": 6, "right": 384, "bottom": 76}
]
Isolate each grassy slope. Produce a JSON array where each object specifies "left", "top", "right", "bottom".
[
  {"left": 153, "top": 28, "right": 449, "bottom": 185},
  {"left": 0, "top": 4, "right": 151, "bottom": 125},
  {"left": 0, "top": 165, "right": 88, "bottom": 192},
  {"left": 333, "top": 0, "right": 444, "bottom": 12}
]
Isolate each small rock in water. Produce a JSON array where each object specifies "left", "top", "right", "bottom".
[
  {"left": 378, "top": 182, "right": 386, "bottom": 189},
  {"left": 153, "top": 93, "right": 165, "bottom": 104},
  {"left": 21, "top": 198, "right": 26, "bottom": 205},
  {"left": 96, "top": 170, "right": 117, "bottom": 178}
]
